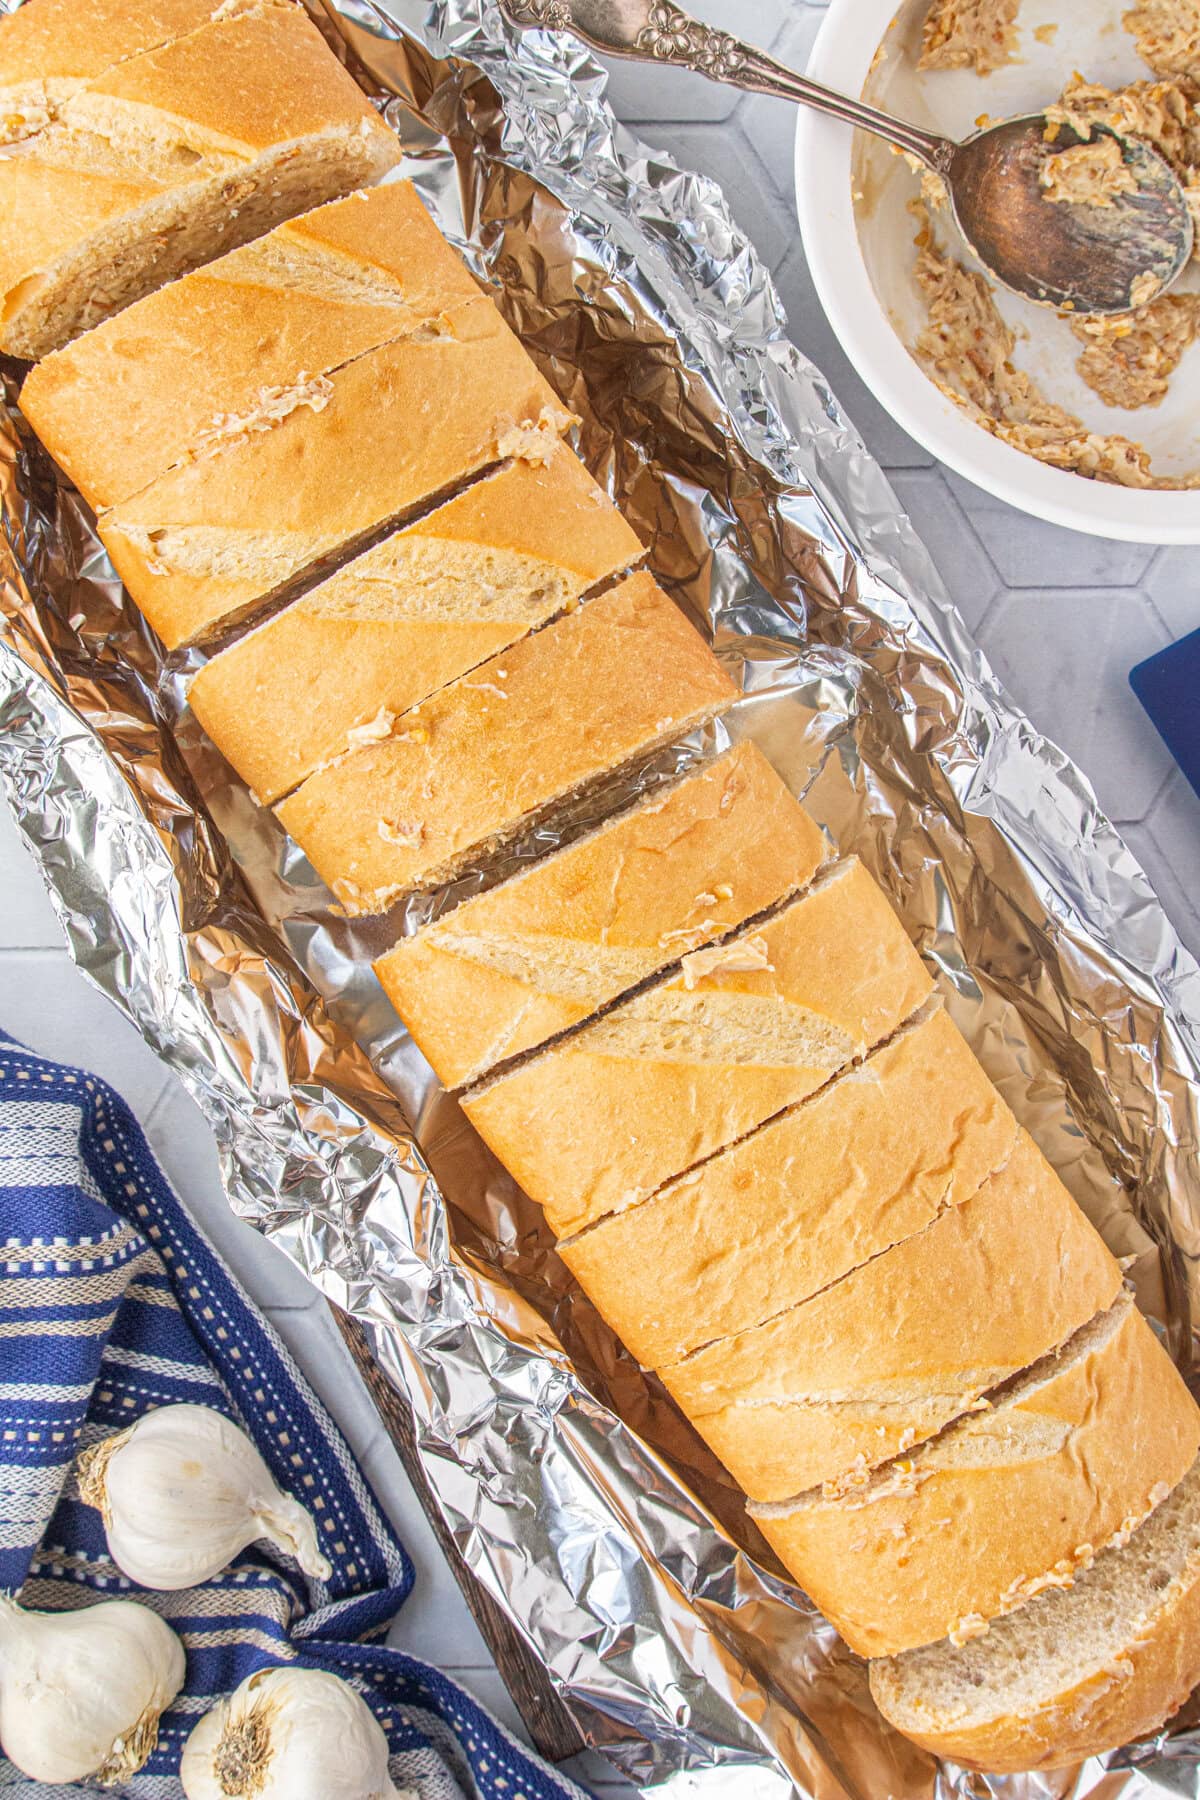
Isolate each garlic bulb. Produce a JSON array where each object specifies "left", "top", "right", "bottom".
[
  {"left": 0, "top": 1593, "right": 185, "bottom": 1785},
  {"left": 77, "top": 1402, "right": 333, "bottom": 1590},
  {"left": 181, "top": 1666, "right": 410, "bottom": 1800}
]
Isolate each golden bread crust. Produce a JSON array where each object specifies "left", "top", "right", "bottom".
[
  {"left": 275, "top": 570, "right": 737, "bottom": 910},
  {"left": 660, "top": 1131, "right": 1122, "bottom": 1499},
  {"left": 21, "top": 183, "right": 479, "bottom": 508},
  {"left": 189, "top": 446, "right": 643, "bottom": 803},
  {"left": 469, "top": 862, "right": 935, "bottom": 1239},
  {"left": 99, "top": 302, "right": 568, "bottom": 647},
  {"left": 558, "top": 1000, "right": 1005, "bottom": 1339},
  {"left": 376, "top": 743, "right": 825, "bottom": 1088},
  {"left": 756, "top": 1302, "right": 1199, "bottom": 1658}
]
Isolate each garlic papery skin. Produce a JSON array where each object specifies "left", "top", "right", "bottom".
[
  {"left": 77, "top": 1402, "right": 333, "bottom": 1590},
  {"left": 181, "top": 1666, "right": 411, "bottom": 1800},
  {"left": 0, "top": 1592, "right": 185, "bottom": 1785}
]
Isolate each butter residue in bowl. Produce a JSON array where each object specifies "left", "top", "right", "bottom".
[
  {"left": 918, "top": 0, "right": 1020, "bottom": 74},
  {"left": 902, "top": 34, "right": 1200, "bottom": 488},
  {"left": 1044, "top": 72, "right": 1200, "bottom": 219},
  {"left": 909, "top": 202, "right": 1180, "bottom": 485},
  {"left": 1071, "top": 293, "right": 1200, "bottom": 405},
  {"left": 1124, "top": 0, "right": 1200, "bottom": 78}
]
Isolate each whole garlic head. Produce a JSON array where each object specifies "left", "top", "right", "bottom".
[
  {"left": 181, "top": 1666, "right": 409, "bottom": 1800},
  {"left": 78, "top": 1402, "right": 333, "bottom": 1590},
  {"left": 0, "top": 1593, "right": 185, "bottom": 1785}
]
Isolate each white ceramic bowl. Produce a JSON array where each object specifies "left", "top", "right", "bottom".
[{"left": 794, "top": 0, "right": 1200, "bottom": 543}]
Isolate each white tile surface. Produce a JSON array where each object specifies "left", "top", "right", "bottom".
[
  {"left": 977, "top": 589, "right": 1174, "bottom": 826},
  {"left": 941, "top": 473, "right": 1160, "bottom": 591},
  {"left": 1148, "top": 546, "right": 1200, "bottom": 641},
  {"left": 1, "top": 9, "right": 1199, "bottom": 1794}
]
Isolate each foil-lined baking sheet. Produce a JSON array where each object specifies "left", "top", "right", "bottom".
[{"left": 1, "top": 1, "right": 1199, "bottom": 1793}]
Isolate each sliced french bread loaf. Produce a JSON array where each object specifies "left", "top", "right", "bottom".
[
  {"left": 21, "top": 181, "right": 482, "bottom": 510},
  {"left": 659, "top": 1130, "right": 1122, "bottom": 1499},
  {"left": 465, "top": 859, "right": 934, "bottom": 1238},
  {"left": 0, "top": 0, "right": 401, "bottom": 359},
  {"left": 555, "top": 994, "right": 1005, "bottom": 1316},
  {"left": 98, "top": 302, "right": 572, "bottom": 649},
  {"left": 374, "top": 742, "right": 827, "bottom": 1087},
  {"left": 188, "top": 446, "right": 645, "bottom": 804},
  {"left": 274, "top": 571, "right": 738, "bottom": 914},
  {"left": 752, "top": 1294, "right": 1199, "bottom": 1658},
  {"left": 870, "top": 1451, "right": 1200, "bottom": 1771}
]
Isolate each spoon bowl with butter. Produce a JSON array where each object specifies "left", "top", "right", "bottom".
[{"left": 498, "top": 0, "right": 1194, "bottom": 316}]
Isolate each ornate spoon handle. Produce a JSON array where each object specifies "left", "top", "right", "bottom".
[{"left": 498, "top": 0, "right": 951, "bottom": 168}]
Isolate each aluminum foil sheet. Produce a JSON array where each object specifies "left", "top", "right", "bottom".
[{"left": 2, "top": 0, "right": 1200, "bottom": 1794}]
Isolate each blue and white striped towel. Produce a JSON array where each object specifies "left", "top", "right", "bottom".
[{"left": 0, "top": 1028, "right": 592, "bottom": 1800}]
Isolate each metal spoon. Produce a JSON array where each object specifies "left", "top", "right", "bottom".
[{"left": 499, "top": 0, "right": 1195, "bottom": 315}]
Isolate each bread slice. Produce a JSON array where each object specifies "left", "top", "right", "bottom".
[
  {"left": 465, "top": 860, "right": 935, "bottom": 1239},
  {"left": 660, "top": 1131, "right": 1122, "bottom": 1499},
  {"left": 98, "top": 302, "right": 572, "bottom": 649},
  {"left": 0, "top": 0, "right": 225, "bottom": 125},
  {"left": 0, "top": 0, "right": 401, "bottom": 359},
  {"left": 870, "top": 1451, "right": 1200, "bottom": 1771},
  {"left": 187, "top": 446, "right": 644, "bottom": 805},
  {"left": 274, "top": 571, "right": 738, "bottom": 914},
  {"left": 752, "top": 1294, "right": 1200, "bottom": 1658},
  {"left": 21, "top": 182, "right": 483, "bottom": 510},
  {"left": 374, "top": 743, "right": 827, "bottom": 1089},
  {"left": 557, "top": 997, "right": 1009, "bottom": 1328}
]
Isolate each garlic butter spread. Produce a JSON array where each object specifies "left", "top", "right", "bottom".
[{"left": 903, "top": 4, "right": 1200, "bottom": 486}]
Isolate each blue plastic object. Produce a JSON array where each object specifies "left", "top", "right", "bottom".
[{"left": 1130, "top": 628, "right": 1200, "bottom": 803}]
